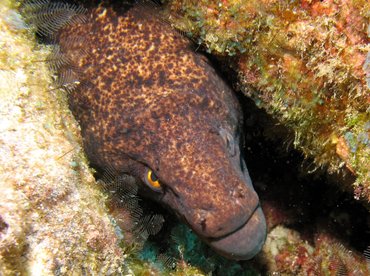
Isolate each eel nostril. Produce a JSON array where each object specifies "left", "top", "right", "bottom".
[
  {"left": 238, "top": 189, "right": 245, "bottom": 199},
  {"left": 201, "top": 218, "right": 207, "bottom": 232},
  {"left": 232, "top": 186, "right": 246, "bottom": 199}
]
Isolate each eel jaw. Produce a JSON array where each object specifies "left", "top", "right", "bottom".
[{"left": 206, "top": 205, "right": 266, "bottom": 260}]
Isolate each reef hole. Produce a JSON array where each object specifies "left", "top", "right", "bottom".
[
  {"left": 240, "top": 95, "right": 370, "bottom": 254},
  {"left": 0, "top": 215, "right": 9, "bottom": 237}
]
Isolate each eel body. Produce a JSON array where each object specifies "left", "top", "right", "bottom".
[{"left": 29, "top": 0, "right": 266, "bottom": 260}]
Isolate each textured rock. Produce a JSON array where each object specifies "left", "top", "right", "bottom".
[
  {"left": 263, "top": 226, "right": 369, "bottom": 275},
  {"left": 166, "top": 0, "right": 370, "bottom": 202},
  {"left": 0, "top": 1, "right": 124, "bottom": 274}
]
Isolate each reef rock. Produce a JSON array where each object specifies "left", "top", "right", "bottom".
[
  {"left": 166, "top": 0, "right": 370, "bottom": 202},
  {"left": 0, "top": 1, "right": 124, "bottom": 274},
  {"left": 263, "top": 226, "right": 369, "bottom": 274}
]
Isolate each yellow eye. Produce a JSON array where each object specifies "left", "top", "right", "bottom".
[{"left": 147, "top": 169, "right": 161, "bottom": 190}]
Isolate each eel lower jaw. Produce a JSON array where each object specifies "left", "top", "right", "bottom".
[{"left": 206, "top": 205, "right": 267, "bottom": 260}]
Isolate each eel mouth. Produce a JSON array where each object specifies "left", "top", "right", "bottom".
[{"left": 205, "top": 205, "right": 266, "bottom": 260}]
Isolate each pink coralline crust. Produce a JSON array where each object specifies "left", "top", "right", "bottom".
[
  {"left": 264, "top": 227, "right": 369, "bottom": 275},
  {"left": 274, "top": 245, "right": 317, "bottom": 274}
]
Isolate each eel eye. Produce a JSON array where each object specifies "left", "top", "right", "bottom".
[{"left": 146, "top": 169, "right": 162, "bottom": 191}]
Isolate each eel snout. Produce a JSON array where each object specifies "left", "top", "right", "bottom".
[
  {"left": 167, "top": 170, "right": 266, "bottom": 260},
  {"left": 208, "top": 205, "right": 266, "bottom": 260},
  {"left": 160, "top": 141, "right": 267, "bottom": 260}
]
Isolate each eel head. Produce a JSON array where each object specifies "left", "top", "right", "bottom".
[{"left": 106, "top": 107, "right": 267, "bottom": 260}]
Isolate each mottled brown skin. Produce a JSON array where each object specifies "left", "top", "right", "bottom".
[{"left": 57, "top": 1, "right": 266, "bottom": 260}]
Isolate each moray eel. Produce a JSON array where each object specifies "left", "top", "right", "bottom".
[{"left": 30, "top": 0, "right": 267, "bottom": 260}]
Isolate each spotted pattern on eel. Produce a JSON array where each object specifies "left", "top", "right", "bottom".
[{"left": 49, "top": 0, "right": 266, "bottom": 260}]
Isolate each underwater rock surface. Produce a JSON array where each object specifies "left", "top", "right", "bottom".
[
  {"left": 263, "top": 226, "right": 369, "bottom": 274},
  {"left": 0, "top": 1, "right": 124, "bottom": 274},
  {"left": 166, "top": 0, "right": 370, "bottom": 202}
]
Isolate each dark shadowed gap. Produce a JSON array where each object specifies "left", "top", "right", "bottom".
[{"left": 239, "top": 94, "right": 370, "bottom": 253}]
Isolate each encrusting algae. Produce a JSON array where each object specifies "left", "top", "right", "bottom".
[
  {"left": 0, "top": 0, "right": 128, "bottom": 274},
  {"left": 262, "top": 226, "right": 370, "bottom": 275},
  {"left": 165, "top": 0, "right": 370, "bottom": 202}
]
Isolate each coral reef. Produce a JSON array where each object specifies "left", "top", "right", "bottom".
[
  {"left": 263, "top": 226, "right": 369, "bottom": 275},
  {"left": 165, "top": 0, "right": 370, "bottom": 201},
  {"left": 2, "top": 0, "right": 369, "bottom": 274},
  {"left": 0, "top": 0, "right": 124, "bottom": 273}
]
